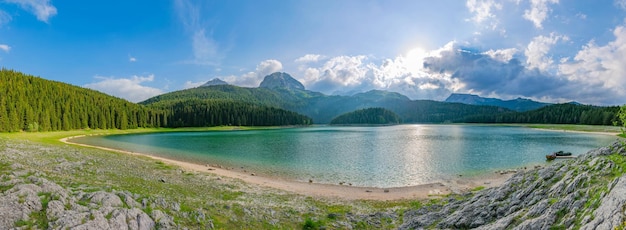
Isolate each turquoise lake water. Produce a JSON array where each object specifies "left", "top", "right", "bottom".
[{"left": 72, "top": 125, "right": 619, "bottom": 188}]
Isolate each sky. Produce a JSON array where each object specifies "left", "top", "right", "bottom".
[{"left": 1, "top": 0, "right": 626, "bottom": 105}]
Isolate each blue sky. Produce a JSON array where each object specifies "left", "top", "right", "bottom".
[{"left": 1, "top": 0, "right": 626, "bottom": 105}]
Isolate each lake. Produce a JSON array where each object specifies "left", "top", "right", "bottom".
[{"left": 72, "top": 125, "right": 618, "bottom": 188}]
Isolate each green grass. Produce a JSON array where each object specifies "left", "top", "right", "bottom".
[{"left": 471, "top": 186, "right": 485, "bottom": 192}]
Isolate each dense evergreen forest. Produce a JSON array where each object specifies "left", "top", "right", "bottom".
[
  {"left": 0, "top": 69, "right": 313, "bottom": 132},
  {"left": 149, "top": 99, "right": 312, "bottom": 127},
  {"left": 0, "top": 69, "right": 165, "bottom": 132},
  {"left": 330, "top": 108, "right": 400, "bottom": 125},
  {"left": 461, "top": 103, "right": 622, "bottom": 126}
]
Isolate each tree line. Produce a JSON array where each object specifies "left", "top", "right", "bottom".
[
  {"left": 330, "top": 107, "right": 400, "bottom": 125},
  {"left": 461, "top": 103, "right": 622, "bottom": 126},
  {"left": 150, "top": 99, "right": 312, "bottom": 127},
  {"left": 0, "top": 69, "right": 312, "bottom": 132},
  {"left": 0, "top": 69, "right": 165, "bottom": 132}
]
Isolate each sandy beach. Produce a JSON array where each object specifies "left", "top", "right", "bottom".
[{"left": 60, "top": 135, "right": 515, "bottom": 201}]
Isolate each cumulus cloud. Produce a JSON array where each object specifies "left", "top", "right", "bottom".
[
  {"left": 523, "top": 0, "right": 559, "bottom": 29},
  {"left": 558, "top": 25, "right": 626, "bottom": 104},
  {"left": 84, "top": 75, "right": 164, "bottom": 103},
  {"left": 129, "top": 55, "right": 137, "bottom": 62},
  {"left": 6, "top": 0, "right": 57, "bottom": 23},
  {"left": 422, "top": 42, "right": 569, "bottom": 100},
  {"left": 466, "top": 0, "right": 502, "bottom": 29},
  {"left": 224, "top": 59, "right": 283, "bottom": 87},
  {"left": 483, "top": 48, "right": 518, "bottom": 62},
  {"left": 525, "top": 33, "right": 567, "bottom": 71},
  {"left": 295, "top": 54, "right": 325, "bottom": 63},
  {"left": 0, "top": 44, "right": 10, "bottom": 53}
]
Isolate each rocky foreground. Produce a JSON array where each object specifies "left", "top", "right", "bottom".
[
  {"left": 400, "top": 140, "right": 626, "bottom": 229},
  {"left": 0, "top": 136, "right": 625, "bottom": 229}
]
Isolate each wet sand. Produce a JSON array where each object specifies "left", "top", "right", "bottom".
[{"left": 61, "top": 135, "right": 514, "bottom": 201}]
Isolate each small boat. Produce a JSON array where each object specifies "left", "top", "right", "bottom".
[
  {"left": 554, "top": 151, "right": 572, "bottom": 156},
  {"left": 546, "top": 151, "right": 575, "bottom": 160}
]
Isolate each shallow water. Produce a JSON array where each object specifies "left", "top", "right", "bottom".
[{"left": 73, "top": 125, "right": 618, "bottom": 188}]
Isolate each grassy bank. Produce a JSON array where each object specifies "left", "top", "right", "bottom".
[{"left": 0, "top": 128, "right": 423, "bottom": 229}]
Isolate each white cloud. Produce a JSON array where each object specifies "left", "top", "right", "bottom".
[
  {"left": 558, "top": 25, "right": 626, "bottom": 104},
  {"left": 483, "top": 48, "right": 518, "bottom": 62},
  {"left": 0, "top": 44, "right": 10, "bottom": 53},
  {"left": 183, "top": 80, "right": 206, "bottom": 89},
  {"left": 224, "top": 59, "right": 283, "bottom": 87},
  {"left": 129, "top": 56, "right": 137, "bottom": 62},
  {"left": 295, "top": 54, "right": 325, "bottom": 63},
  {"left": 466, "top": 0, "right": 502, "bottom": 24},
  {"left": 523, "top": 0, "right": 559, "bottom": 29},
  {"left": 525, "top": 33, "right": 567, "bottom": 71},
  {"left": 6, "top": 0, "right": 57, "bottom": 23},
  {"left": 84, "top": 75, "right": 164, "bottom": 103}
]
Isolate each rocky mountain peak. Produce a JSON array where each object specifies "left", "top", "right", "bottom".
[
  {"left": 200, "top": 78, "right": 229, "bottom": 87},
  {"left": 259, "top": 72, "right": 305, "bottom": 90}
]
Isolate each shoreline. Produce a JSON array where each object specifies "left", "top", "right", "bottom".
[{"left": 60, "top": 135, "right": 514, "bottom": 201}]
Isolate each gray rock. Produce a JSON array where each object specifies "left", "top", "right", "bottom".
[
  {"left": 580, "top": 177, "right": 626, "bottom": 230},
  {"left": 152, "top": 209, "right": 177, "bottom": 229},
  {"left": 86, "top": 191, "right": 123, "bottom": 207}
]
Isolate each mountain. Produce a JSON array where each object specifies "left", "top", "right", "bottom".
[
  {"left": 200, "top": 78, "right": 228, "bottom": 87},
  {"left": 141, "top": 72, "right": 513, "bottom": 124},
  {"left": 445, "top": 93, "right": 550, "bottom": 112},
  {"left": 259, "top": 72, "right": 305, "bottom": 90}
]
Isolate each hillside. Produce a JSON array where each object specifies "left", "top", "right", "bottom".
[
  {"left": 330, "top": 108, "right": 401, "bottom": 125},
  {"left": 152, "top": 99, "right": 312, "bottom": 127},
  {"left": 445, "top": 93, "right": 550, "bottom": 112},
  {"left": 0, "top": 69, "right": 165, "bottom": 132},
  {"left": 142, "top": 72, "right": 513, "bottom": 124},
  {"left": 462, "top": 103, "right": 622, "bottom": 126}
]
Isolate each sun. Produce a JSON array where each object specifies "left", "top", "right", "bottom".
[{"left": 405, "top": 47, "right": 428, "bottom": 73}]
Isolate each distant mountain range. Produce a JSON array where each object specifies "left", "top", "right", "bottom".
[
  {"left": 141, "top": 72, "right": 511, "bottom": 124},
  {"left": 444, "top": 93, "right": 551, "bottom": 112}
]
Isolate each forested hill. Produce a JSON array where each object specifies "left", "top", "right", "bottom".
[
  {"left": 141, "top": 73, "right": 514, "bottom": 124},
  {"left": 461, "top": 103, "right": 622, "bottom": 125},
  {"left": 330, "top": 108, "right": 401, "bottom": 125},
  {"left": 0, "top": 69, "right": 313, "bottom": 132},
  {"left": 150, "top": 99, "right": 312, "bottom": 127},
  {"left": 0, "top": 69, "right": 165, "bottom": 132}
]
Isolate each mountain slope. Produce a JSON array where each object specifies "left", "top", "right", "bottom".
[
  {"left": 141, "top": 72, "right": 513, "bottom": 124},
  {"left": 259, "top": 72, "right": 305, "bottom": 90},
  {"left": 445, "top": 93, "right": 550, "bottom": 112},
  {"left": 0, "top": 69, "right": 164, "bottom": 131}
]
